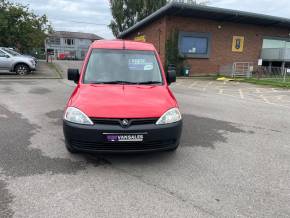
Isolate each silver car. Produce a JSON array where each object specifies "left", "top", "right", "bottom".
[{"left": 0, "top": 47, "right": 36, "bottom": 75}]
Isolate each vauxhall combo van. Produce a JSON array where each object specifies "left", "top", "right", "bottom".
[{"left": 63, "top": 40, "right": 182, "bottom": 153}]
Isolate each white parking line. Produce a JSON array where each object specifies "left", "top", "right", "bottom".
[
  {"left": 239, "top": 89, "right": 244, "bottom": 99},
  {"left": 219, "top": 92, "right": 238, "bottom": 98},
  {"left": 260, "top": 95, "right": 271, "bottom": 104},
  {"left": 276, "top": 95, "right": 283, "bottom": 101},
  {"left": 175, "top": 80, "right": 290, "bottom": 108},
  {"left": 219, "top": 92, "right": 290, "bottom": 109},
  {"left": 215, "top": 86, "right": 228, "bottom": 91},
  {"left": 202, "top": 81, "right": 213, "bottom": 91},
  {"left": 256, "top": 88, "right": 262, "bottom": 94},
  {"left": 189, "top": 81, "right": 197, "bottom": 88}
]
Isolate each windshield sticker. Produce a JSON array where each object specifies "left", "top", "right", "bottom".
[
  {"left": 144, "top": 64, "right": 153, "bottom": 71},
  {"left": 128, "top": 58, "right": 154, "bottom": 71}
]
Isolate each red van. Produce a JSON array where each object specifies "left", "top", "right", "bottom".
[{"left": 63, "top": 40, "right": 182, "bottom": 153}]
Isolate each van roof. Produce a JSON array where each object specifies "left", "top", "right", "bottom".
[{"left": 91, "top": 40, "right": 156, "bottom": 51}]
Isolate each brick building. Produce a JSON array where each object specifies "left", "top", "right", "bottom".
[{"left": 119, "top": 2, "right": 290, "bottom": 76}]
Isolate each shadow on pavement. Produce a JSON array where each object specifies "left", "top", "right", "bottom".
[
  {"left": 0, "top": 105, "right": 86, "bottom": 178},
  {"left": 0, "top": 179, "right": 14, "bottom": 218},
  {"left": 181, "top": 114, "right": 247, "bottom": 149},
  {"left": 83, "top": 114, "right": 250, "bottom": 165}
]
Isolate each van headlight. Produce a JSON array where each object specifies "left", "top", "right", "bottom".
[
  {"left": 156, "top": 108, "right": 182, "bottom": 125},
  {"left": 64, "top": 107, "right": 93, "bottom": 125}
]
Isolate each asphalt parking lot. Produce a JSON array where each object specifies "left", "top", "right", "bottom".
[
  {"left": 0, "top": 78, "right": 290, "bottom": 217},
  {"left": 174, "top": 79, "right": 290, "bottom": 108},
  {"left": 0, "top": 61, "right": 61, "bottom": 79}
]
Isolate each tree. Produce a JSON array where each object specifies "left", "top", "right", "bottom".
[
  {"left": 109, "top": 0, "right": 209, "bottom": 37},
  {"left": 0, "top": 0, "right": 52, "bottom": 53},
  {"left": 109, "top": 0, "right": 167, "bottom": 37}
]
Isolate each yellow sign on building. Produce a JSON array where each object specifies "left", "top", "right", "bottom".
[
  {"left": 134, "top": 35, "right": 146, "bottom": 42},
  {"left": 232, "top": 36, "right": 244, "bottom": 52}
]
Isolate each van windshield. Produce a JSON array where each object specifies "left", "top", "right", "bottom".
[{"left": 83, "top": 49, "right": 163, "bottom": 85}]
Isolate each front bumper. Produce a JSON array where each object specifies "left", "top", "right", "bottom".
[
  {"left": 63, "top": 120, "right": 182, "bottom": 153},
  {"left": 28, "top": 63, "right": 36, "bottom": 71}
]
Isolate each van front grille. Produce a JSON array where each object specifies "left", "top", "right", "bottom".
[
  {"left": 90, "top": 118, "right": 158, "bottom": 126},
  {"left": 69, "top": 139, "right": 176, "bottom": 151}
]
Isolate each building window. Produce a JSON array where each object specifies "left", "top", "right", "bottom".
[
  {"left": 262, "top": 39, "right": 286, "bottom": 49},
  {"left": 79, "top": 39, "right": 90, "bottom": 46},
  {"left": 178, "top": 32, "right": 211, "bottom": 58},
  {"left": 261, "top": 37, "right": 290, "bottom": 61},
  {"left": 47, "top": 37, "right": 60, "bottom": 45},
  {"left": 65, "top": 38, "right": 75, "bottom": 46}
]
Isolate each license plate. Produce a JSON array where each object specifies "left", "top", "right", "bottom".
[{"left": 105, "top": 134, "right": 144, "bottom": 142}]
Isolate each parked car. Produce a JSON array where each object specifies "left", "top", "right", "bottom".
[
  {"left": 22, "top": 54, "right": 38, "bottom": 65},
  {"left": 63, "top": 40, "right": 183, "bottom": 153},
  {"left": 0, "top": 47, "right": 36, "bottom": 75},
  {"left": 6, "top": 48, "right": 38, "bottom": 64}
]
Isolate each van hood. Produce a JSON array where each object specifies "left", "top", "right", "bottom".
[{"left": 69, "top": 84, "right": 177, "bottom": 118}]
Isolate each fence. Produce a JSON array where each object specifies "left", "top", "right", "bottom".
[
  {"left": 254, "top": 66, "right": 290, "bottom": 82},
  {"left": 219, "top": 63, "right": 290, "bottom": 83},
  {"left": 46, "top": 46, "right": 89, "bottom": 61},
  {"left": 232, "top": 62, "right": 254, "bottom": 78},
  {"left": 219, "top": 62, "right": 254, "bottom": 78}
]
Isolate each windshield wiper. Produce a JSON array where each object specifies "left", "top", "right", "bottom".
[
  {"left": 136, "top": 81, "right": 162, "bottom": 85},
  {"left": 89, "top": 81, "right": 162, "bottom": 85},
  {"left": 90, "top": 81, "right": 138, "bottom": 84}
]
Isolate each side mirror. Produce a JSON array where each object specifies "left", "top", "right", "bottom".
[
  {"left": 167, "top": 65, "right": 176, "bottom": 85},
  {"left": 68, "top": 69, "right": 80, "bottom": 84},
  {"left": 5, "top": 55, "right": 10, "bottom": 58}
]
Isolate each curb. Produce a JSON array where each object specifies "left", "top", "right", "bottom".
[{"left": 48, "top": 62, "right": 63, "bottom": 79}]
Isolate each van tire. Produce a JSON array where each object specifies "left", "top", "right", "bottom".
[{"left": 15, "top": 64, "right": 30, "bottom": 75}]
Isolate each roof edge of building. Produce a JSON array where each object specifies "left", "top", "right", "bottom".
[
  {"left": 118, "top": 2, "right": 173, "bottom": 38},
  {"left": 119, "top": 2, "right": 290, "bottom": 38},
  {"left": 49, "top": 31, "right": 103, "bottom": 40}
]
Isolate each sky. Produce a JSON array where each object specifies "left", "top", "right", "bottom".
[{"left": 12, "top": 0, "right": 290, "bottom": 39}]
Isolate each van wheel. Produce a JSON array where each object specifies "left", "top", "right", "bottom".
[
  {"left": 15, "top": 64, "right": 30, "bottom": 75},
  {"left": 65, "top": 140, "right": 79, "bottom": 153}
]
